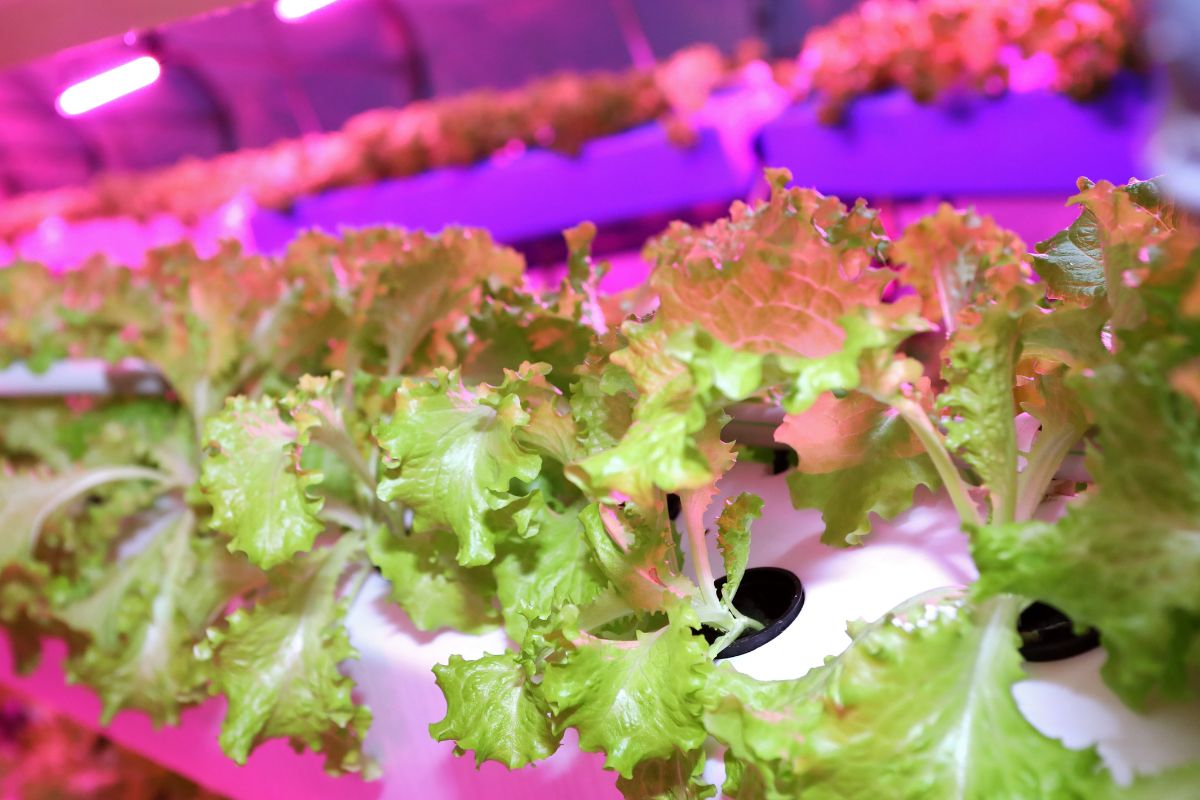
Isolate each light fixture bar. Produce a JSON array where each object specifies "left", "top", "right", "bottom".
[
  {"left": 56, "top": 56, "right": 162, "bottom": 117},
  {"left": 275, "top": 0, "right": 342, "bottom": 22}
]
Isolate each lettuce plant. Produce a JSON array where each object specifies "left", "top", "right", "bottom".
[
  {"left": 398, "top": 173, "right": 1199, "bottom": 797},
  {"left": 2, "top": 173, "right": 1198, "bottom": 797},
  {"left": 0, "top": 228, "right": 523, "bottom": 773}
]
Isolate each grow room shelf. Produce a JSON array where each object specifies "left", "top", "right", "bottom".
[
  {"left": 3, "top": 79, "right": 1154, "bottom": 268},
  {"left": 4, "top": 463, "right": 1197, "bottom": 799},
  {"left": 253, "top": 77, "right": 1155, "bottom": 254},
  {"left": 761, "top": 74, "right": 1154, "bottom": 198},
  {"left": 253, "top": 121, "right": 754, "bottom": 254}
]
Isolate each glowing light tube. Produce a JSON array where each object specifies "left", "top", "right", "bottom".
[
  {"left": 56, "top": 56, "right": 162, "bottom": 117},
  {"left": 275, "top": 0, "right": 342, "bottom": 22}
]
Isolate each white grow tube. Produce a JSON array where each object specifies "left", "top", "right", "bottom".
[{"left": 691, "top": 461, "right": 1200, "bottom": 790}]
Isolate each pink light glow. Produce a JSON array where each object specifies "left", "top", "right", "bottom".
[
  {"left": 56, "top": 56, "right": 161, "bottom": 116},
  {"left": 274, "top": 0, "right": 342, "bottom": 22}
]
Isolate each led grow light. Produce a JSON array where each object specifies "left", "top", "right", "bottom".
[
  {"left": 56, "top": 56, "right": 161, "bottom": 117},
  {"left": 275, "top": 0, "right": 342, "bottom": 22}
]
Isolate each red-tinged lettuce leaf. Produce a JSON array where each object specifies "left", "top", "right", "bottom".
[
  {"left": 201, "top": 396, "right": 325, "bottom": 570},
  {"left": 462, "top": 223, "right": 607, "bottom": 392},
  {"left": 198, "top": 534, "right": 374, "bottom": 775},
  {"left": 430, "top": 651, "right": 562, "bottom": 769},
  {"left": 578, "top": 502, "right": 692, "bottom": 614},
  {"left": 542, "top": 607, "right": 714, "bottom": 780},
  {"left": 775, "top": 302, "right": 933, "bottom": 416},
  {"left": 463, "top": 297, "right": 596, "bottom": 393},
  {"left": 0, "top": 261, "right": 71, "bottom": 371},
  {"left": 116, "top": 242, "right": 291, "bottom": 419},
  {"left": 374, "top": 367, "right": 543, "bottom": 567},
  {"left": 311, "top": 227, "right": 525, "bottom": 376},
  {"left": 646, "top": 168, "right": 892, "bottom": 360},
  {"left": 706, "top": 592, "right": 1115, "bottom": 800},
  {"left": 894, "top": 204, "right": 1027, "bottom": 329},
  {"left": 780, "top": 390, "right": 941, "bottom": 545},
  {"left": 561, "top": 221, "right": 611, "bottom": 332},
  {"left": 0, "top": 575, "right": 62, "bottom": 674}
]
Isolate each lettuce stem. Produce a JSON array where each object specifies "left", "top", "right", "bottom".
[
  {"left": 311, "top": 418, "right": 404, "bottom": 534},
  {"left": 680, "top": 489, "right": 723, "bottom": 616},
  {"left": 894, "top": 400, "right": 982, "bottom": 527},
  {"left": 577, "top": 590, "right": 634, "bottom": 632},
  {"left": 311, "top": 424, "right": 375, "bottom": 487},
  {"left": 30, "top": 466, "right": 174, "bottom": 546},
  {"left": 1015, "top": 419, "right": 1085, "bottom": 523}
]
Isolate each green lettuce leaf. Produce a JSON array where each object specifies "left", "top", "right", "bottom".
[
  {"left": 570, "top": 325, "right": 731, "bottom": 506},
  {"left": 542, "top": 608, "right": 713, "bottom": 779},
  {"left": 1, "top": 464, "right": 170, "bottom": 570},
  {"left": 430, "top": 651, "right": 561, "bottom": 768},
  {"left": 0, "top": 397, "right": 191, "bottom": 474},
  {"left": 58, "top": 508, "right": 256, "bottom": 724},
  {"left": 494, "top": 503, "right": 606, "bottom": 636},
  {"left": 707, "top": 593, "right": 1113, "bottom": 799},
  {"left": 578, "top": 503, "right": 691, "bottom": 613},
  {"left": 714, "top": 493, "right": 761, "bottom": 601},
  {"left": 201, "top": 396, "right": 325, "bottom": 570},
  {"left": 366, "top": 524, "right": 499, "bottom": 633},
  {"left": 974, "top": 365, "right": 1200, "bottom": 702},
  {"left": 616, "top": 749, "right": 716, "bottom": 800},
  {"left": 1108, "top": 763, "right": 1200, "bottom": 799},
  {"left": 199, "top": 534, "right": 373, "bottom": 774},
  {"left": 938, "top": 309, "right": 1022, "bottom": 524},
  {"left": 375, "top": 367, "right": 543, "bottom": 566},
  {"left": 1033, "top": 178, "right": 1175, "bottom": 308},
  {"left": 975, "top": 227, "right": 1200, "bottom": 703},
  {"left": 570, "top": 346, "right": 637, "bottom": 456}
]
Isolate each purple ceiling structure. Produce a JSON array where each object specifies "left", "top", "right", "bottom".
[{"left": 0, "top": 0, "right": 857, "bottom": 197}]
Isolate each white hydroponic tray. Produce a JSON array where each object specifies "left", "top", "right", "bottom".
[{"left": 332, "top": 460, "right": 1200, "bottom": 798}]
